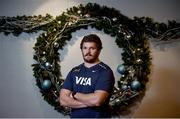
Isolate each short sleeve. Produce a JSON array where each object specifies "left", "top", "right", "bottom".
[
  {"left": 61, "top": 71, "right": 73, "bottom": 91},
  {"left": 95, "top": 69, "right": 115, "bottom": 93}
]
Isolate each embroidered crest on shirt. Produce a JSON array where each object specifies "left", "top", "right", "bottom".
[{"left": 72, "top": 66, "right": 80, "bottom": 72}]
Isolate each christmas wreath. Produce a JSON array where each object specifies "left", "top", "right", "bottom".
[
  {"left": 0, "top": 2, "right": 180, "bottom": 116},
  {"left": 31, "top": 3, "right": 154, "bottom": 115}
]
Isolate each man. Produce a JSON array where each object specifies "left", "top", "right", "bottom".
[{"left": 59, "top": 34, "right": 115, "bottom": 118}]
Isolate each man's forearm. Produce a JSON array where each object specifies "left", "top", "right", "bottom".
[
  {"left": 74, "top": 90, "right": 109, "bottom": 107},
  {"left": 60, "top": 89, "right": 87, "bottom": 108},
  {"left": 60, "top": 95, "right": 87, "bottom": 108},
  {"left": 74, "top": 92, "right": 98, "bottom": 106}
]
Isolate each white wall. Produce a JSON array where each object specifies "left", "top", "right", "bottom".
[{"left": 0, "top": 0, "right": 180, "bottom": 118}]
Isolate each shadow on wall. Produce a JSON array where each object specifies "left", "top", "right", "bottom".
[{"left": 134, "top": 68, "right": 180, "bottom": 117}]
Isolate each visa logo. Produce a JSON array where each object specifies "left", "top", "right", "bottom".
[{"left": 75, "top": 76, "right": 91, "bottom": 86}]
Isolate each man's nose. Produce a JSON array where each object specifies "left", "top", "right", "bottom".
[{"left": 86, "top": 48, "right": 90, "bottom": 53}]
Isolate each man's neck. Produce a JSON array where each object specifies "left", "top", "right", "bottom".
[{"left": 84, "top": 60, "right": 101, "bottom": 68}]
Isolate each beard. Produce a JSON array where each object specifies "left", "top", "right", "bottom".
[{"left": 83, "top": 53, "right": 99, "bottom": 63}]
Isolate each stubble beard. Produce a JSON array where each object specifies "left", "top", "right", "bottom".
[{"left": 83, "top": 54, "right": 99, "bottom": 63}]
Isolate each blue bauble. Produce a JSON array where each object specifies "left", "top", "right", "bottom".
[
  {"left": 41, "top": 79, "right": 52, "bottom": 90},
  {"left": 117, "top": 64, "right": 125, "bottom": 74},
  {"left": 130, "top": 80, "right": 141, "bottom": 91}
]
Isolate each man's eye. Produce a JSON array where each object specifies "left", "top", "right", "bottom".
[{"left": 91, "top": 48, "right": 96, "bottom": 50}]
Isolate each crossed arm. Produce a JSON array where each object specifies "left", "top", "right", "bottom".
[{"left": 59, "top": 88, "right": 109, "bottom": 108}]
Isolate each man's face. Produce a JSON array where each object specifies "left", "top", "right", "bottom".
[{"left": 81, "top": 42, "right": 100, "bottom": 63}]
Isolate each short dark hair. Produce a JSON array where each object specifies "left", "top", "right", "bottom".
[{"left": 80, "top": 34, "right": 103, "bottom": 50}]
